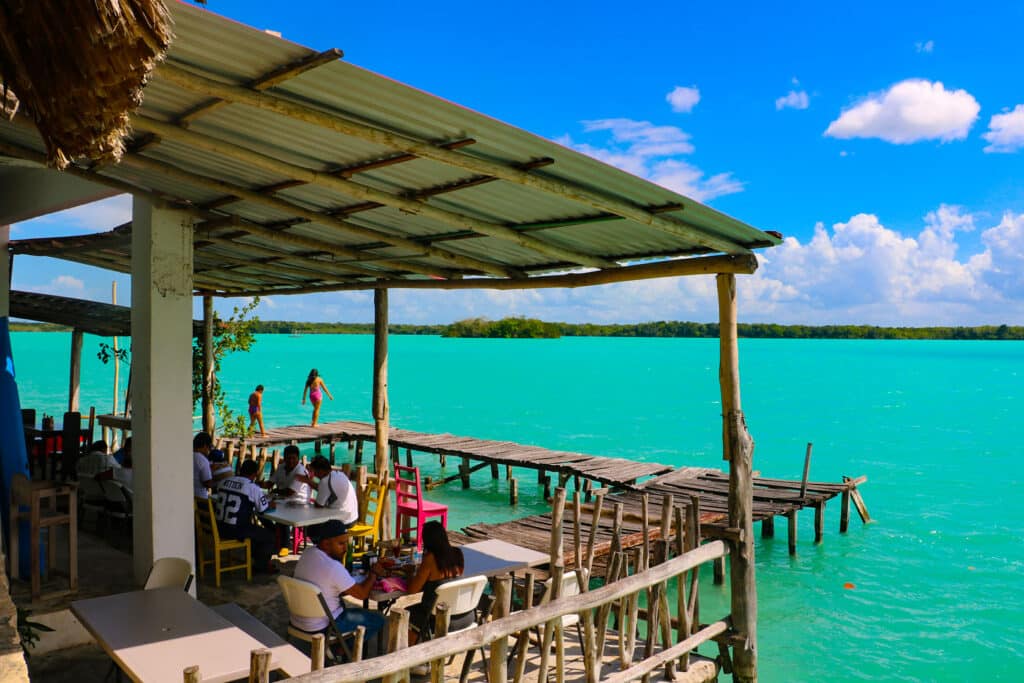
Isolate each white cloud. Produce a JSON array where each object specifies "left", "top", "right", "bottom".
[
  {"left": 28, "top": 275, "right": 86, "bottom": 297},
  {"left": 775, "top": 90, "right": 809, "bottom": 111},
  {"left": 559, "top": 118, "right": 743, "bottom": 202},
  {"left": 12, "top": 195, "right": 132, "bottom": 236},
  {"left": 982, "top": 105, "right": 1024, "bottom": 153},
  {"left": 915, "top": 40, "right": 935, "bottom": 54},
  {"left": 824, "top": 79, "right": 980, "bottom": 144},
  {"left": 666, "top": 86, "right": 701, "bottom": 113}
]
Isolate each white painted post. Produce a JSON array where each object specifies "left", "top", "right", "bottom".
[{"left": 130, "top": 197, "right": 195, "bottom": 584}]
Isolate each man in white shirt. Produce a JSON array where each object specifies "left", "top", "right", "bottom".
[
  {"left": 290, "top": 519, "right": 385, "bottom": 650},
  {"left": 264, "top": 445, "right": 310, "bottom": 502},
  {"left": 214, "top": 459, "right": 276, "bottom": 574},
  {"left": 76, "top": 440, "right": 120, "bottom": 480},
  {"left": 297, "top": 456, "right": 358, "bottom": 524},
  {"left": 192, "top": 432, "right": 215, "bottom": 499}
]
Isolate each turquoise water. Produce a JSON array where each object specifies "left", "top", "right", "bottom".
[{"left": 10, "top": 333, "right": 1024, "bottom": 681}]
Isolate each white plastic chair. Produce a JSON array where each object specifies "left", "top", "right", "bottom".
[
  {"left": 277, "top": 575, "right": 362, "bottom": 662},
  {"left": 145, "top": 557, "right": 194, "bottom": 592},
  {"left": 417, "top": 575, "right": 489, "bottom": 682},
  {"left": 99, "top": 478, "right": 132, "bottom": 541},
  {"left": 78, "top": 475, "right": 106, "bottom": 529},
  {"left": 533, "top": 569, "right": 587, "bottom": 652}
]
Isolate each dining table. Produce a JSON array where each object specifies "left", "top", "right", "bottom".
[{"left": 71, "top": 586, "right": 306, "bottom": 682}]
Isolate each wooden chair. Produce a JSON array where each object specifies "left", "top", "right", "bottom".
[
  {"left": 413, "top": 574, "right": 490, "bottom": 681},
  {"left": 194, "top": 496, "right": 251, "bottom": 587},
  {"left": 52, "top": 411, "right": 82, "bottom": 481},
  {"left": 394, "top": 464, "right": 448, "bottom": 550},
  {"left": 20, "top": 409, "right": 35, "bottom": 427},
  {"left": 277, "top": 575, "right": 363, "bottom": 662},
  {"left": 348, "top": 479, "right": 387, "bottom": 558}
]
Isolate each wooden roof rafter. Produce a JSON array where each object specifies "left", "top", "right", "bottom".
[
  {"left": 131, "top": 114, "right": 619, "bottom": 270},
  {"left": 157, "top": 61, "right": 756, "bottom": 255},
  {"left": 176, "top": 48, "right": 345, "bottom": 127}
]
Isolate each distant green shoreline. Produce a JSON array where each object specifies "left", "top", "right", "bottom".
[{"left": 11, "top": 318, "right": 1024, "bottom": 340}]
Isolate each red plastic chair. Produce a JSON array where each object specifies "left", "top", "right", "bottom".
[{"left": 394, "top": 464, "right": 448, "bottom": 550}]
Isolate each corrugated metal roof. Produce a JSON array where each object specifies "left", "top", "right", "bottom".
[{"left": 1, "top": 1, "right": 780, "bottom": 295}]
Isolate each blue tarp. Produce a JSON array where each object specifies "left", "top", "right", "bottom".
[{"left": 0, "top": 316, "right": 30, "bottom": 553}]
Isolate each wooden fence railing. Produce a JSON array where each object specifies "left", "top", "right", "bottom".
[{"left": 264, "top": 539, "right": 729, "bottom": 683}]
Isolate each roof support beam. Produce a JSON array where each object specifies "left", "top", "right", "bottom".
[
  {"left": 177, "top": 48, "right": 344, "bottom": 126},
  {"left": 116, "top": 143, "right": 517, "bottom": 279},
  {"left": 205, "top": 253, "right": 758, "bottom": 297},
  {"left": 131, "top": 114, "right": 616, "bottom": 270},
  {"left": 194, "top": 232, "right": 377, "bottom": 282},
  {"left": 158, "top": 62, "right": 751, "bottom": 255}
]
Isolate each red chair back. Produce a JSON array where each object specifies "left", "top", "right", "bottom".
[{"left": 394, "top": 464, "right": 423, "bottom": 511}]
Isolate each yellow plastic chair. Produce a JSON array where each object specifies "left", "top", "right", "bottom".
[
  {"left": 194, "top": 496, "right": 251, "bottom": 587},
  {"left": 348, "top": 480, "right": 387, "bottom": 558}
]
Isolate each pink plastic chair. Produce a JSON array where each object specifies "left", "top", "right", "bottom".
[{"left": 394, "top": 464, "right": 448, "bottom": 550}]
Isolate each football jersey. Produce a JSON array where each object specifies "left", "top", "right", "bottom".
[{"left": 214, "top": 476, "right": 269, "bottom": 535}]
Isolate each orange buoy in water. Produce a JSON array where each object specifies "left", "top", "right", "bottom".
[{"left": 843, "top": 582, "right": 855, "bottom": 589}]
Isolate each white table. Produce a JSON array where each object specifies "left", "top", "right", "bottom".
[
  {"left": 210, "top": 603, "right": 310, "bottom": 677},
  {"left": 461, "top": 539, "right": 550, "bottom": 577},
  {"left": 71, "top": 587, "right": 287, "bottom": 683},
  {"left": 261, "top": 501, "right": 343, "bottom": 528}
]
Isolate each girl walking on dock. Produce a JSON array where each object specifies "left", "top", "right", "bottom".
[{"left": 302, "top": 368, "right": 333, "bottom": 427}]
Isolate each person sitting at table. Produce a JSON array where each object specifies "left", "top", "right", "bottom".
[
  {"left": 114, "top": 445, "right": 133, "bottom": 492},
  {"left": 262, "top": 444, "right": 310, "bottom": 502},
  {"left": 214, "top": 459, "right": 277, "bottom": 574},
  {"left": 296, "top": 455, "right": 358, "bottom": 524},
  {"left": 112, "top": 437, "right": 131, "bottom": 465},
  {"left": 209, "top": 448, "right": 235, "bottom": 481},
  {"left": 404, "top": 520, "right": 467, "bottom": 644},
  {"left": 76, "top": 440, "right": 120, "bottom": 481},
  {"left": 192, "top": 432, "right": 215, "bottom": 499},
  {"left": 291, "top": 519, "right": 386, "bottom": 653}
]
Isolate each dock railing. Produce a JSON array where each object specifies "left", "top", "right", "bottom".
[{"left": 270, "top": 539, "right": 730, "bottom": 683}]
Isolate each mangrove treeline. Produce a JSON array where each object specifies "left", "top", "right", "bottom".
[{"left": 12, "top": 318, "right": 1024, "bottom": 340}]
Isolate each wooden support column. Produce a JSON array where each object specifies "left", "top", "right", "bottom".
[
  {"left": 372, "top": 288, "right": 391, "bottom": 539},
  {"left": 761, "top": 516, "right": 775, "bottom": 538},
  {"left": 787, "top": 511, "right": 797, "bottom": 556},
  {"left": 814, "top": 503, "right": 825, "bottom": 544},
  {"left": 68, "top": 328, "right": 83, "bottom": 412},
  {"left": 840, "top": 489, "right": 851, "bottom": 533},
  {"left": 201, "top": 294, "right": 215, "bottom": 435},
  {"left": 716, "top": 272, "right": 757, "bottom": 683}
]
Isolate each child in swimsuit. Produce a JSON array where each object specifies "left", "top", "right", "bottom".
[
  {"left": 248, "top": 384, "right": 266, "bottom": 436},
  {"left": 301, "top": 368, "right": 334, "bottom": 427}
]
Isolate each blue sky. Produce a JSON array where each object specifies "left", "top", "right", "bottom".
[{"left": 10, "top": 0, "right": 1024, "bottom": 325}]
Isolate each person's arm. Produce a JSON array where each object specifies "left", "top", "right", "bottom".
[
  {"left": 321, "top": 379, "right": 334, "bottom": 400},
  {"left": 301, "top": 383, "right": 308, "bottom": 404},
  {"left": 198, "top": 457, "right": 214, "bottom": 489},
  {"left": 343, "top": 562, "right": 386, "bottom": 601},
  {"left": 405, "top": 553, "right": 436, "bottom": 595}
]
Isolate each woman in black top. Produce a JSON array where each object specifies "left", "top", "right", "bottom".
[{"left": 405, "top": 521, "right": 465, "bottom": 643}]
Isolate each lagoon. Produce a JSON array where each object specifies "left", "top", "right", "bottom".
[{"left": 10, "top": 332, "right": 1024, "bottom": 681}]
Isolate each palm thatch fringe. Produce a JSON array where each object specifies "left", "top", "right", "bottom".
[{"left": 0, "top": 0, "right": 174, "bottom": 169}]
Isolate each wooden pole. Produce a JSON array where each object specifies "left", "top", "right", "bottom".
[
  {"left": 840, "top": 489, "right": 851, "bottom": 533},
  {"left": 814, "top": 503, "right": 825, "bottom": 544},
  {"left": 787, "top": 511, "right": 797, "bottom": 556},
  {"left": 716, "top": 272, "right": 757, "bottom": 683},
  {"left": 509, "top": 477, "right": 518, "bottom": 505},
  {"left": 799, "top": 442, "right": 813, "bottom": 499},
  {"left": 202, "top": 294, "right": 215, "bottom": 435},
  {"left": 68, "top": 328, "right": 83, "bottom": 412},
  {"left": 111, "top": 281, "right": 120, "bottom": 446},
  {"left": 489, "top": 575, "right": 512, "bottom": 683},
  {"left": 373, "top": 289, "right": 391, "bottom": 539},
  {"left": 430, "top": 603, "right": 450, "bottom": 683},
  {"left": 183, "top": 666, "right": 200, "bottom": 683},
  {"left": 761, "top": 516, "right": 775, "bottom": 538},
  {"left": 248, "top": 649, "right": 271, "bottom": 683},
  {"left": 310, "top": 634, "right": 325, "bottom": 671}
]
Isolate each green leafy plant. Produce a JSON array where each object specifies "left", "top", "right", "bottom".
[
  {"left": 96, "top": 341, "right": 129, "bottom": 365},
  {"left": 192, "top": 298, "right": 260, "bottom": 438},
  {"left": 17, "top": 606, "right": 54, "bottom": 656}
]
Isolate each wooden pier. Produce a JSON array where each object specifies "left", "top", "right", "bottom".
[{"left": 219, "top": 419, "right": 674, "bottom": 491}]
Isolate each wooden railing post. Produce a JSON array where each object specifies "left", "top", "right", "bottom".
[
  {"left": 248, "top": 648, "right": 271, "bottom": 683},
  {"left": 430, "top": 603, "right": 450, "bottom": 683},
  {"left": 489, "top": 575, "right": 512, "bottom": 683},
  {"left": 310, "top": 633, "right": 325, "bottom": 671},
  {"left": 717, "top": 272, "right": 757, "bottom": 683}
]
